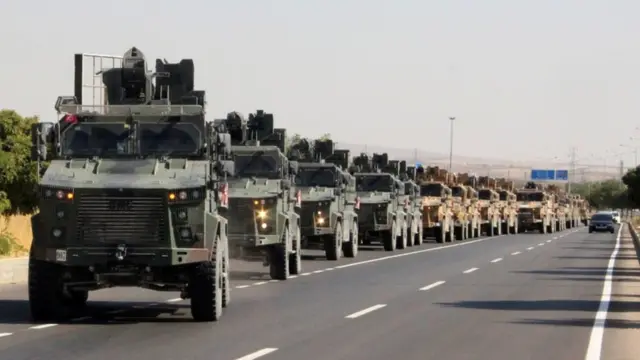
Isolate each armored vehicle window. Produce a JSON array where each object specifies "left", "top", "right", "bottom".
[
  {"left": 295, "top": 167, "right": 336, "bottom": 187},
  {"left": 478, "top": 189, "right": 492, "bottom": 200},
  {"left": 404, "top": 182, "right": 414, "bottom": 195},
  {"left": 356, "top": 174, "right": 393, "bottom": 192},
  {"left": 516, "top": 193, "right": 527, "bottom": 201},
  {"left": 62, "top": 122, "right": 130, "bottom": 156},
  {"left": 139, "top": 123, "right": 200, "bottom": 155},
  {"left": 234, "top": 151, "right": 280, "bottom": 177},
  {"left": 420, "top": 183, "right": 442, "bottom": 197},
  {"left": 451, "top": 186, "right": 465, "bottom": 197},
  {"left": 498, "top": 191, "right": 507, "bottom": 201},
  {"left": 528, "top": 192, "right": 544, "bottom": 201}
]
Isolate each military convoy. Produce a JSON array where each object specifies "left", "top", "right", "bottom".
[{"left": 27, "top": 46, "right": 587, "bottom": 323}]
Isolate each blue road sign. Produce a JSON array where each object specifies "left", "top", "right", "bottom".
[
  {"left": 531, "top": 169, "right": 556, "bottom": 180},
  {"left": 555, "top": 170, "right": 569, "bottom": 181}
]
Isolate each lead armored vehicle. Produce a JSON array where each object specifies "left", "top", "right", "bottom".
[
  {"left": 516, "top": 181, "right": 554, "bottom": 233},
  {"left": 217, "top": 110, "right": 302, "bottom": 280},
  {"left": 288, "top": 138, "right": 359, "bottom": 259},
  {"left": 29, "top": 47, "right": 232, "bottom": 322},
  {"left": 350, "top": 153, "right": 407, "bottom": 251}
]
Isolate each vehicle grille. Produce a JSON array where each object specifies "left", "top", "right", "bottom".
[
  {"left": 358, "top": 204, "right": 376, "bottom": 225},
  {"left": 76, "top": 189, "right": 167, "bottom": 245},
  {"left": 228, "top": 198, "right": 255, "bottom": 234},
  {"left": 300, "top": 202, "right": 317, "bottom": 228}
]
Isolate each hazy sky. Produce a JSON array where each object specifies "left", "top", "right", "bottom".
[{"left": 2, "top": 0, "right": 639, "bottom": 167}]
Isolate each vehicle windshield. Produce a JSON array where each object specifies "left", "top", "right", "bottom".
[
  {"left": 356, "top": 174, "right": 393, "bottom": 192},
  {"left": 478, "top": 189, "right": 492, "bottom": 200},
  {"left": 612, "top": 212, "right": 620, "bottom": 217},
  {"left": 420, "top": 183, "right": 442, "bottom": 197},
  {"left": 139, "top": 123, "right": 201, "bottom": 155},
  {"left": 451, "top": 186, "right": 465, "bottom": 198},
  {"left": 516, "top": 192, "right": 544, "bottom": 201},
  {"left": 295, "top": 167, "right": 336, "bottom": 187},
  {"left": 592, "top": 214, "right": 613, "bottom": 222},
  {"left": 234, "top": 150, "right": 280, "bottom": 177},
  {"left": 61, "top": 122, "right": 131, "bottom": 156},
  {"left": 499, "top": 191, "right": 508, "bottom": 201}
]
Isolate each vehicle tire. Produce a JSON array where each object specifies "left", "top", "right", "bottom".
[
  {"left": 289, "top": 226, "right": 302, "bottom": 275},
  {"left": 445, "top": 223, "right": 454, "bottom": 242},
  {"left": 383, "top": 222, "right": 397, "bottom": 251},
  {"left": 28, "top": 258, "right": 70, "bottom": 322},
  {"left": 190, "top": 235, "right": 223, "bottom": 322},
  {"left": 434, "top": 226, "right": 445, "bottom": 243},
  {"left": 414, "top": 222, "right": 424, "bottom": 246},
  {"left": 396, "top": 220, "right": 408, "bottom": 249},
  {"left": 222, "top": 245, "right": 230, "bottom": 308},
  {"left": 325, "top": 222, "right": 343, "bottom": 261},
  {"left": 269, "top": 227, "right": 290, "bottom": 280},
  {"left": 589, "top": 228, "right": 593, "bottom": 233},
  {"left": 65, "top": 290, "right": 88, "bottom": 308},
  {"left": 454, "top": 225, "right": 464, "bottom": 241},
  {"left": 406, "top": 220, "right": 414, "bottom": 247},
  {"left": 343, "top": 222, "right": 359, "bottom": 258}
]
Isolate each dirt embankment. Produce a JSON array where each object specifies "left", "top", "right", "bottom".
[{"left": 0, "top": 215, "right": 32, "bottom": 257}]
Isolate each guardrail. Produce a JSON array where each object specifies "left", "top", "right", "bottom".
[{"left": 627, "top": 219, "right": 640, "bottom": 266}]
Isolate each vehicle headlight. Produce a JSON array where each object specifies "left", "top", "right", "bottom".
[
  {"left": 168, "top": 187, "right": 205, "bottom": 202},
  {"left": 257, "top": 210, "right": 268, "bottom": 219},
  {"left": 41, "top": 186, "right": 74, "bottom": 201}
]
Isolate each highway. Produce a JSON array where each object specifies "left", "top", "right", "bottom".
[{"left": 0, "top": 226, "right": 635, "bottom": 360}]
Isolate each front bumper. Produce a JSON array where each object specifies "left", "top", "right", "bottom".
[{"left": 31, "top": 246, "right": 210, "bottom": 266}]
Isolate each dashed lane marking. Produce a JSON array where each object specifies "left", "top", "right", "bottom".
[
  {"left": 166, "top": 298, "right": 182, "bottom": 303},
  {"left": 419, "top": 281, "right": 446, "bottom": 291},
  {"left": 511, "top": 251, "right": 521, "bottom": 255},
  {"left": 490, "top": 258, "right": 502, "bottom": 263},
  {"left": 0, "top": 333, "right": 12, "bottom": 338},
  {"left": 527, "top": 247, "right": 534, "bottom": 251},
  {"left": 345, "top": 304, "right": 387, "bottom": 319},
  {"left": 463, "top": 267, "right": 479, "bottom": 274},
  {"left": 29, "top": 324, "right": 57, "bottom": 330},
  {"left": 235, "top": 348, "right": 279, "bottom": 360}
]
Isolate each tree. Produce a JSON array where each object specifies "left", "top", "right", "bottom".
[
  {"left": 318, "top": 133, "right": 331, "bottom": 141},
  {"left": 572, "top": 179, "right": 630, "bottom": 209},
  {"left": 622, "top": 166, "right": 640, "bottom": 207},
  {"left": 0, "top": 109, "right": 40, "bottom": 215}
]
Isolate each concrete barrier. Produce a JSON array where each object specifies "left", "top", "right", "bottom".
[
  {"left": 0, "top": 256, "right": 28, "bottom": 285},
  {"left": 627, "top": 222, "right": 640, "bottom": 266}
]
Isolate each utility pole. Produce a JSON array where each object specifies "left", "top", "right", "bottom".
[
  {"left": 569, "top": 147, "right": 577, "bottom": 193},
  {"left": 448, "top": 117, "right": 455, "bottom": 182}
]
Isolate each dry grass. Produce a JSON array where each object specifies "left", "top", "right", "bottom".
[{"left": 0, "top": 214, "right": 32, "bottom": 258}]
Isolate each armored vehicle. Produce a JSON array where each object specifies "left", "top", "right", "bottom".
[
  {"left": 216, "top": 110, "right": 302, "bottom": 280},
  {"left": 516, "top": 181, "right": 554, "bottom": 233},
  {"left": 547, "top": 185, "right": 568, "bottom": 232},
  {"left": 495, "top": 178, "right": 519, "bottom": 234},
  {"left": 416, "top": 166, "right": 454, "bottom": 243},
  {"left": 456, "top": 173, "right": 482, "bottom": 238},
  {"left": 287, "top": 138, "right": 359, "bottom": 260},
  {"left": 475, "top": 176, "right": 502, "bottom": 236},
  {"left": 400, "top": 163, "right": 424, "bottom": 246},
  {"left": 350, "top": 153, "right": 407, "bottom": 251},
  {"left": 29, "top": 47, "right": 232, "bottom": 322}
]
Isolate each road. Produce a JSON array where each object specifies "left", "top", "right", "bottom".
[{"left": 0, "top": 226, "right": 635, "bottom": 360}]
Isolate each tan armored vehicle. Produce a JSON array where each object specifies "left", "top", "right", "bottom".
[
  {"left": 496, "top": 178, "right": 519, "bottom": 234},
  {"left": 516, "top": 181, "right": 554, "bottom": 233},
  {"left": 546, "top": 184, "right": 567, "bottom": 232},
  {"left": 455, "top": 173, "right": 482, "bottom": 238},
  {"left": 474, "top": 176, "right": 502, "bottom": 236},
  {"left": 416, "top": 166, "right": 454, "bottom": 243}
]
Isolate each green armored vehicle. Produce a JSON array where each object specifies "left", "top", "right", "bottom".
[
  {"left": 350, "top": 153, "right": 408, "bottom": 251},
  {"left": 288, "top": 138, "right": 359, "bottom": 260},
  {"left": 29, "top": 47, "right": 232, "bottom": 322},
  {"left": 216, "top": 110, "right": 302, "bottom": 280},
  {"left": 399, "top": 162, "right": 424, "bottom": 246}
]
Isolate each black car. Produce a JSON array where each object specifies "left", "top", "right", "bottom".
[{"left": 589, "top": 213, "right": 615, "bottom": 233}]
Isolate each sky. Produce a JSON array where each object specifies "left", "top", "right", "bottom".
[{"left": 1, "top": 0, "right": 640, "bottom": 168}]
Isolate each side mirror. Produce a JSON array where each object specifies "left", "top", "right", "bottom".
[
  {"left": 214, "top": 160, "right": 235, "bottom": 177},
  {"left": 288, "top": 161, "right": 299, "bottom": 176},
  {"left": 281, "top": 179, "right": 292, "bottom": 190},
  {"left": 216, "top": 133, "right": 231, "bottom": 156},
  {"left": 30, "top": 122, "right": 55, "bottom": 161}
]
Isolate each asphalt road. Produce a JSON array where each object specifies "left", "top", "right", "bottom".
[{"left": 0, "top": 225, "right": 630, "bottom": 360}]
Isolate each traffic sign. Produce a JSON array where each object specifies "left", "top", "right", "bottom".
[
  {"left": 531, "top": 169, "right": 555, "bottom": 181},
  {"left": 555, "top": 169, "right": 569, "bottom": 181}
]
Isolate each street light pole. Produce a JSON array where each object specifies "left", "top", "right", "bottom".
[{"left": 448, "top": 117, "right": 455, "bottom": 176}]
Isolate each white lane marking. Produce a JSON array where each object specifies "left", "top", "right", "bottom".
[
  {"left": 553, "top": 236, "right": 558, "bottom": 240},
  {"left": 312, "top": 270, "right": 324, "bottom": 274},
  {"left": 166, "top": 298, "right": 182, "bottom": 303},
  {"left": 268, "top": 279, "right": 279, "bottom": 283},
  {"left": 345, "top": 304, "right": 387, "bottom": 319},
  {"left": 29, "top": 324, "right": 57, "bottom": 330},
  {"left": 419, "top": 280, "right": 446, "bottom": 291},
  {"left": 527, "top": 247, "right": 534, "bottom": 251},
  {"left": 538, "top": 243, "right": 545, "bottom": 246},
  {"left": 235, "top": 348, "right": 279, "bottom": 360},
  {"left": 71, "top": 316, "right": 92, "bottom": 321},
  {"left": 288, "top": 275, "right": 298, "bottom": 279},
  {"left": 325, "top": 268, "right": 335, "bottom": 271},
  {"left": 253, "top": 281, "right": 267, "bottom": 286},
  {"left": 335, "top": 235, "right": 505, "bottom": 270},
  {"left": 235, "top": 285, "right": 250, "bottom": 289},
  {"left": 511, "top": 251, "right": 521, "bottom": 255},
  {"left": 300, "top": 272, "right": 311, "bottom": 276},
  {"left": 547, "top": 240, "right": 552, "bottom": 243},
  {"left": 463, "top": 267, "right": 479, "bottom": 274},
  {"left": 0, "top": 333, "right": 12, "bottom": 338},
  {"left": 584, "top": 225, "right": 622, "bottom": 360},
  {"left": 107, "top": 309, "right": 126, "bottom": 314},
  {"left": 490, "top": 258, "right": 502, "bottom": 263}
]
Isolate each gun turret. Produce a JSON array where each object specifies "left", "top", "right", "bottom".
[
  {"left": 371, "top": 153, "right": 389, "bottom": 172},
  {"left": 325, "top": 149, "right": 350, "bottom": 170},
  {"left": 314, "top": 139, "right": 335, "bottom": 162},
  {"left": 524, "top": 181, "right": 542, "bottom": 190},
  {"left": 406, "top": 164, "right": 417, "bottom": 181},
  {"left": 383, "top": 159, "right": 400, "bottom": 176},
  {"left": 288, "top": 138, "right": 314, "bottom": 162},
  {"left": 102, "top": 47, "right": 152, "bottom": 105},
  {"left": 245, "top": 110, "right": 286, "bottom": 152},
  {"left": 350, "top": 153, "right": 371, "bottom": 173}
]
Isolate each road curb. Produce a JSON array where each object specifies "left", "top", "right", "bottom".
[{"left": 0, "top": 257, "right": 28, "bottom": 285}]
